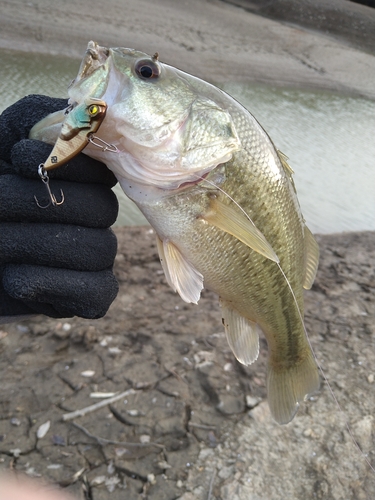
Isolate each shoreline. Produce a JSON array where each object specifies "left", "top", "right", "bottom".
[{"left": 0, "top": 0, "right": 374, "bottom": 99}]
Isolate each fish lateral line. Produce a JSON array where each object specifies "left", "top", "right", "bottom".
[
  {"left": 193, "top": 172, "right": 375, "bottom": 473},
  {"left": 192, "top": 171, "right": 309, "bottom": 329}
]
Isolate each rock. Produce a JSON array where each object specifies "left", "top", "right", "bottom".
[{"left": 217, "top": 395, "right": 245, "bottom": 415}]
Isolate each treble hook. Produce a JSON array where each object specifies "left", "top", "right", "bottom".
[{"left": 34, "top": 164, "right": 65, "bottom": 209}]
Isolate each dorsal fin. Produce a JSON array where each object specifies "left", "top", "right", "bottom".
[
  {"left": 156, "top": 235, "right": 204, "bottom": 304},
  {"left": 277, "top": 150, "right": 294, "bottom": 176},
  {"left": 277, "top": 150, "right": 297, "bottom": 193},
  {"left": 201, "top": 197, "right": 279, "bottom": 263},
  {"left": 303, "top": 226, "right": 320, "bottom": 290},
  {"left": 221, "top": 301, "right": 260, "bottom": 366}
]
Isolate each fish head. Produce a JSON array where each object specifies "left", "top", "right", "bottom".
[{"left": 31, "top": 42, "right": 241, "bottom": 189}]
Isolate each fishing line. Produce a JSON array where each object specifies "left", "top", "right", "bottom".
[
  {"left": 277, "top": 265, "right": 375, "bottom": 475},
  {"left": 192, "top": 171, "right": 375, "bottom": 475}
]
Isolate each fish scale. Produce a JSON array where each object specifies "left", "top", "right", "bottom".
[{"left": 30, "top": 41, "right": 320, "bottom": 424}]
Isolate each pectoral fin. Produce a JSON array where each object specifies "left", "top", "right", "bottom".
[
  {"left": 156, "top": 236, "right": 204, "bottom": 304},
  {"left": 221, "top": 301, "right": 260, "bottom": 366},
  {"left": 303, "top": 226, "right": 319, "bottom": 290},
  {"left": 201, "top": 198, "right": 279, "bottom": 263}
]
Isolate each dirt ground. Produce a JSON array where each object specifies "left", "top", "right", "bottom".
[{"left": 1, "top": 228, "right": 375, "bottom": 499}]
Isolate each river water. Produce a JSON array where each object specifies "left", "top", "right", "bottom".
[{"left": 1, "top": 49, "right": 374, "bottom": 234}]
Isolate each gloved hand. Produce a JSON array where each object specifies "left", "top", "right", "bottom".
[{"left": 0, "top": 95, "right": 119, "bottom": 321}]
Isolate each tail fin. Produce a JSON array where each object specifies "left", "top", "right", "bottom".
[{"left": 267, "top": 351, "right": 320, "bottom": 425}]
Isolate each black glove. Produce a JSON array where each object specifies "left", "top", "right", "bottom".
[{"left": 0, "top": 95, "right": 119, "bottom": 320}]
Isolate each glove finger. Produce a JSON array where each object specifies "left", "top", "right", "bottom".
[
  {"left": 0, "top": 270, "right": 35, "bottom": 317},
  {"left": 11, "top": 139, "right": 117, "bottom": 187},
  {"left": 0, "top": 174, "right": 118, "bottom": 228},
  {"left": 0, "top": 222, "right": 117, "bottom": 271},
  {"left": 0, "top": 292, "right": 36, "bottom": 318},
  {"left": 3, "top": 264, "right": 119, "bottom": 319},
  {"left": 0, "top": 95, "right": 68, "bottom": 162},
  {"left": 0, "top": 159, "right": 14, "bottom": 176}
]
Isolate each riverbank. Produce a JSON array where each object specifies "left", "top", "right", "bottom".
[{"left": 0, "top": 0, "right": 374, "bottom": 99}]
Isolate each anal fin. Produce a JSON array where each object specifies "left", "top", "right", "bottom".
[
  {"left": 156, "top": 235, "right": 204, "bottom": 304},
  {"left": 201, "top": 198, "right": 279, "bottom": 263},
  {"left": 221, "top": 301, "right": 260, "bottom": 366}
]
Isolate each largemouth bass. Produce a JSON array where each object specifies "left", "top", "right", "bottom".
[{"left": 31, "top": 41, "right": 320, "bottom": 424}]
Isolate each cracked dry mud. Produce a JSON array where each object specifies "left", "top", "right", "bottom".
[{"left": 0, "top": 227, "right": 374, "bottom": 499}]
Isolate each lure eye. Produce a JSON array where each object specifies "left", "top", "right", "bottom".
[
  {"left": 88, "top": 104, "right": 99, "bottom": 116},
  {"left": 134, "top": 58, "right": 161, "bottom": 80},
  {"left": 87, "top": 103, "right": 106, "bottom": 119}
]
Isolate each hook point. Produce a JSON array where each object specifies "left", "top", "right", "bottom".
[{"left": 34, "top": 164, "right": 65, "bottom": 209}]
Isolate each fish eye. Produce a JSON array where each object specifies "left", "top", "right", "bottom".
[{"left": 134, "top": 58, "right": 161, "bottom": 80}]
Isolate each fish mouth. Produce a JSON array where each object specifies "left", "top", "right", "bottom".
[{"left": 70, "top": 41, "right": 110, "bottom": 90}]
